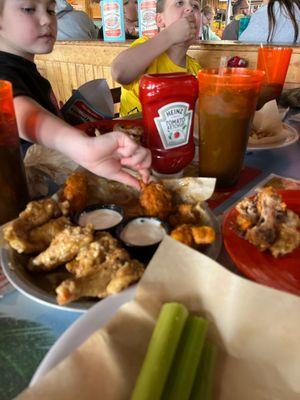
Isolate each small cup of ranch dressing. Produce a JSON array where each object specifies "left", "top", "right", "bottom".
[
  {"left": 76, "top": 204, "right": 124, "bottom": 233},
  {"left": 116, "top": 216, "right": 169, "bottom": 263}
]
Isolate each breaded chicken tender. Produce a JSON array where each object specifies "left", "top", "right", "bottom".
[
  {"left": 4, "top": 216, "right": 70, "bottom": 254},
  {"left": 140, "top": 181, "right": 173, "bottom": 220},
  {"left": 66, "top": 232, "right": 130, "bottom": 278},
  {"left": 56, "top": 259, "right": 144, "bottom": 305},
  {"left": 19, "top": 198, "right": 66, "bottom": 228},
  {"left": 61, "top": 172, "right": 88, "bottom": 214},
  {"left": 29, "top": 225, "right": 94, "bottom": 272},
  {"left": 3, "top": 198, "right": 70, "bottom": 254}
]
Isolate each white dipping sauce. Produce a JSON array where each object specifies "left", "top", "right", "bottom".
[
  {"left": 120, "top": 218, "right": 166, "bottom": 246},
  {"left": 79, "top": 209, "right": 122, "bottom": 230}
]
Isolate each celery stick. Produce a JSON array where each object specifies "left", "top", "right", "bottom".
[
  {"left": 163, "top": 315, "right": 208, "bottom": 400},
  {"left": 189, "top": 341, "right": 218, "bottom": 400},
  {"left": 130, "top": 302, "right": 188, "bottom": 400}
]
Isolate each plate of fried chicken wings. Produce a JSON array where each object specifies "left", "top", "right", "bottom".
[
  {"left": 1, "top": 173, "right": 221, "bottom": 311},
  {"left": 0, "top": 196, "right": 144, "bottom": 312}
]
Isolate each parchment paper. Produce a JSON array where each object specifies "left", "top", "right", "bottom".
[
  {"left": 249, "top": 100, "right": 286, "bottom": 145},
  {"left": 18, "top": 236, "right": 300, "bottom": 400},
  {"left": 23, "top": 144, "right": 216, "bottom": 218}
]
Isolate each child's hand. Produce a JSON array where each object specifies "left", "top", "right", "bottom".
[
  {"left": 78, "top": 131, "right": 151, "bottom": 190},
  {"left": 166, "top": 14, "right": 198, "bottom": 46}
]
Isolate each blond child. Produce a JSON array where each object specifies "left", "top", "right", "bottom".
[
  {"left": 0, "top": 0, "right": 151, "bottom": 190},
  {"left": 111, "top": 0, "right": 201, "bottom": 116}
]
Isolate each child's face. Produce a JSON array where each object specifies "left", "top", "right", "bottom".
[
  {"left": 202, "top": 12, "right": 213, "bottom": 26},
  {"left": 157, "top": 0, "right": 201, "bottom": 32},
  {"left": 0, "top": 0, "right": 57, "bottom": 60}
]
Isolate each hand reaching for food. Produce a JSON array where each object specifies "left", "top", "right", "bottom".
[{"left": 71, "top": 132, "right": 151, "bottom": 190}]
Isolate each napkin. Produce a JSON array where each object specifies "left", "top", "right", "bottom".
[
  {"left": 249, "top": 100, "right": 287, "bottom": 144},
  {"left": 18, "top": 236, "right": 300, "bottom": 400}
]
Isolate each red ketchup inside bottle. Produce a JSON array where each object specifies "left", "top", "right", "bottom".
[{"left": 139, "top": 73, "right": 198, "bottom": 175}]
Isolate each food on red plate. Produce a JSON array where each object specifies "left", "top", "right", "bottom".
[
  {"left": 78, "top": 120, "right": 144, "bottom": 144},
  {"left": 235, "top": 187, "right": 300, "bottom": 257},
  {"left": 113, "top": 122, "right": 143, "bottom": 144}
]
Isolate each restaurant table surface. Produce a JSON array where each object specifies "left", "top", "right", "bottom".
[{"left": 1, "top": 110, "right": 299, "bottom": 400}]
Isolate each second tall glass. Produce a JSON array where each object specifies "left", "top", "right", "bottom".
[
  {"left": 256, "top": 46, "right": 293, "bottom": 109},
  {"left": 198, "top": 68, "right": 264, "bottom": 188}
]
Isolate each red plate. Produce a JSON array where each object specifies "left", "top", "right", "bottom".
[
  {"left": 222, "top": 190, "right": 300, "bottom": 296},
  {"left": 76, "top": 118, "right": 143, "bottom": 137}
]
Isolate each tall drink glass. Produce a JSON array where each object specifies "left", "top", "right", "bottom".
[
  {"left": 0, "top": 80, "right": 29, "bottom": 225},
  {"left": 198, "top": 68, "right": 264, "bottom": 188},
  {"left": 256, "top": 46, "right": 293, "bottom": 109}
]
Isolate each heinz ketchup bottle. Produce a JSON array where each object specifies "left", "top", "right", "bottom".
[{"left": 139, "top": 73, "right": 198, "bottom": 177}]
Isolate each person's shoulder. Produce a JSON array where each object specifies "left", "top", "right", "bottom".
[
  {"left": 64, "top": 8, "right": 95, "bottom": 25},
  {"left": 222, "top": 19, "right": 239, "bottom": 40},
  {"left": 0, "top": 51, "right": 32, "bottom": 71},
  {"left": 249, "top": 4, "right": 267, "bottom": 19}
]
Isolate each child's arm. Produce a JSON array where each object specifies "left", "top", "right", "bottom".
[
  {"left": 14, "top": 96, "right": 151, "bottom": 189},
  {"left": 111, "top": 14, "right": 198, "bottom": 85}
]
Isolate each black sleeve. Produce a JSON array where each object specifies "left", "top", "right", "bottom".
[{"left": 0, "top": 66, "right": 33, "bottom": 98}]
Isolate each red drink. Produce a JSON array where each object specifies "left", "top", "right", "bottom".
[
  {"left": 256, "top": 46, "right": 293, "bottom": 109},
  {"left": 0, "top": 81, "right": 29, "bottom": 224},
  {"left": 139, "top": 73, "right": 198, "bottom": 175},
  {"left": 198, "top": 68, "right": 264, "bottom": 187}
]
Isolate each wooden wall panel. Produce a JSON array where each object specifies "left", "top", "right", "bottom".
[{"left": 35, "top": 41, "right": 300, "bottom": 105}]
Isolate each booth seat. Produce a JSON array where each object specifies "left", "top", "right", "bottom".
[{"left": 35, "top": 40, "right": 300, "bottom": 106}]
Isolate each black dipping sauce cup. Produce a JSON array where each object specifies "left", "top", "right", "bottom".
[
  {"left": 115, "top": 216, "right": 170, "bottom": 264},
  {"left": 75, "top": 204, "right": 124, "bottom": 235}
]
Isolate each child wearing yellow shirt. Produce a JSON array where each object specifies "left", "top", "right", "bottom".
[{"left": 111, "top": 0, "right": 201, "bottom": 116}]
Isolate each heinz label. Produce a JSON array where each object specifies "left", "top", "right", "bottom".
[
  {"left": 101, "top": 0, "right": 125, "bottom": 41},
  {"left": 154, "top": 102, "right": 193, "bottom": 149},
  {"left": 138, "top": 0, "right": 158, "bottom": 38}
]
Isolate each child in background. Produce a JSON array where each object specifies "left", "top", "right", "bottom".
[
  {"left": 200, "top": 4, "right": 220, "bottom": 40},
  {"left": 111, "top": 0, "right": 201, "bottom": 116},
  {"left": 0, "top": 0, "right": 151, "bottom": 190}
]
